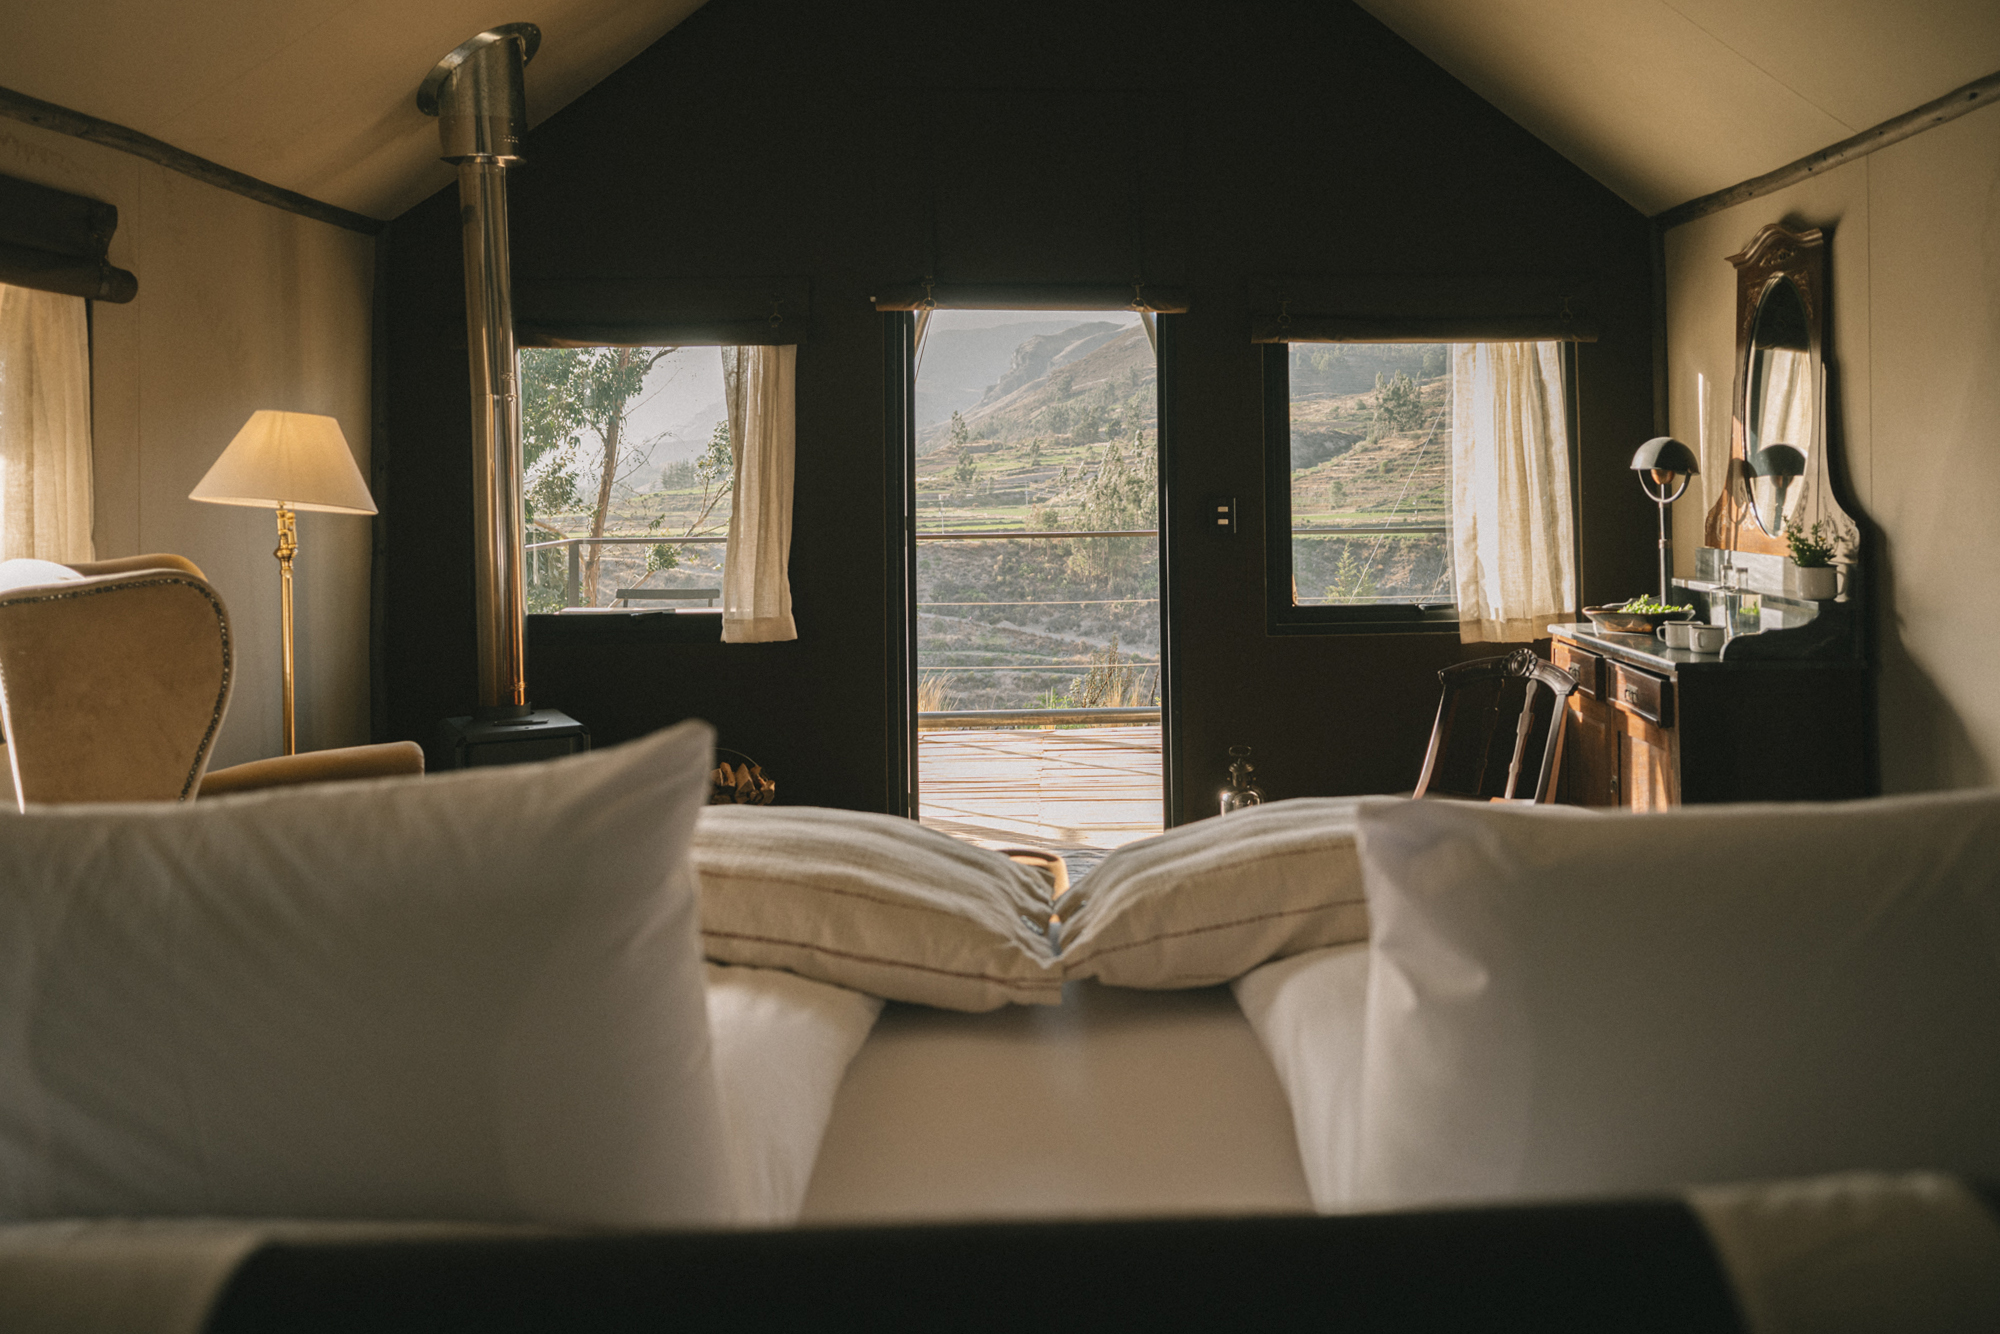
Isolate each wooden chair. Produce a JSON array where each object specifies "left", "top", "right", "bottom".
[{"left": 1414, "top": 648, "right": 1578, "bottom": 804}]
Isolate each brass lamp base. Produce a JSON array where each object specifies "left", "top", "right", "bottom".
[{"left": 275, "top": 504, "right": 297, "bottom": 756}]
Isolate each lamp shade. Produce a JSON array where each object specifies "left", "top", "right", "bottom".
[
  {"left": 1628, "top": 436, "right": 1700, "bottom": 476},
  {"left": 190, "top": 411, "right": 376, "bottom": 515},
  {"left": 1749, "top": 443, "right": 1807, "bottom": 478}
]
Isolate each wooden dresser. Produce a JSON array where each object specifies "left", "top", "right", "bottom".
[
  {"left": 1557, "top": 220, "right": 1877, "bottom": 810},
  {"left": 1548, "top": 620, "right": 1869, "bottom": 809}
]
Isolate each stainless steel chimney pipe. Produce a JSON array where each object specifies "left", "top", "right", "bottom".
[{"left": 418, "top": 24, "right": 540, "bottom": 717}]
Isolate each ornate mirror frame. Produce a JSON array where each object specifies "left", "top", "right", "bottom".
[{"left": 1703, "top": 224, "right": 1858, "bottom": 565}]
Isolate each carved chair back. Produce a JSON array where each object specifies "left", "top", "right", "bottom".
[{"left": 1414, "top": 649, "right": 1578, "bottom": 804}]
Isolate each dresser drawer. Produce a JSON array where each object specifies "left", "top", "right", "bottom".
[
  {"left": 1553, "top": 640, "right": 1603, "bottom": 698},
  {"left": 1610, "top": 662, "right": 1674, "bottom": 727}
]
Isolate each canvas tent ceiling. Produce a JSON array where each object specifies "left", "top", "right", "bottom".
[
  {"left": 0, "top": 0, "right": 708, "bottom": 220},
  {"left": 1353, "top": 0, "right": 2000, "bottom": 214},
  {"left": 2, "top": 0, "right": 1995, "bottom": 224}
]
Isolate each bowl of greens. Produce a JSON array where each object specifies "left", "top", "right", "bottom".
[{"left": 1584, "top": 597, "right": 1697, "bottom": 635}]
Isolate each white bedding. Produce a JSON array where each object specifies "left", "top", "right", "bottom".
[
  {"left": 800, "top": 980, "right": 1313, "bottom": 1223},
  {"left": 1231, "top": 943, "right": 1371, "bottom": 1212},
  {"left": 705, "top": 964, "right": 883, "bottom": 1225}
]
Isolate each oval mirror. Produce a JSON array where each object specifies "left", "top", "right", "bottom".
[{"left": 1743, "top": 276, "right": 1815, "bottom": 537}]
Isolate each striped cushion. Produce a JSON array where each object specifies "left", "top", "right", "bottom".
[
  {"left": 694, "top": 806, "right": 1060, "bottom": 1011},
  {"left": 1056, "top": 798, "right": 1369, "bottom": 988}
]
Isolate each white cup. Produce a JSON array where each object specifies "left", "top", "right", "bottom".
[
  {"left": 1656, "top": 621, "right": 1693, "bottom": 649},
  {"left": 1685, "top": 623, "right": 1726, "bottom": 653}
]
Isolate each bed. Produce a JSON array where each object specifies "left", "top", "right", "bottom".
[
  {"left": 7, "top": 733, "right": 2000, "bottom": 1334},
  {"left": 707, "top": 967, "right": 1317, "bottom": 1227},
  {"left": 801, "top": 980, "right": 1313, "bottom": 1223},
  {"left": 695, "top": 797, "right": 1372, "bottom": 1226}
]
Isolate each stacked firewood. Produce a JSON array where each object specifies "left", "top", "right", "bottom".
[{"left": 710, "top": 755, "right": 777, "bottom": 805}]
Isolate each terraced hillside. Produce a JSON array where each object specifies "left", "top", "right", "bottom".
[
  {"left": 915, "top": 319, "right": 1159, "bottom": 710},
  {"left": 1283, "top": 345, "right": 1454, "bottom": 606}
]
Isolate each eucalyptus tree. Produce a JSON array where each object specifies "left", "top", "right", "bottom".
[{"left": 521, "top": 345, "right": 670, "bottom": 605}]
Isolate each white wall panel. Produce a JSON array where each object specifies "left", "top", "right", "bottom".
[
  {"left": 1664, "top": 104, "right": 2000, "bottom": 790},
  {"left": 0, "top": 119, "right": 375, "bottom": 767}
]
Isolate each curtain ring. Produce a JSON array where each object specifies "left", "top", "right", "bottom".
[
  {"left": 1131, "top": 281, "right": 1147, "bottom": 311},
  {"left": 1278, "top": 298, "right": 1292, "bottom": 331},
  {"left": 921, "top": 277, "right": 936, "bottom": 312}
]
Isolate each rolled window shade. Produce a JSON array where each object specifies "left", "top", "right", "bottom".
[
  {"left": 1252, "top": 314, "right": 1597, "bottom": 344},
  {"left": 514, "top": 277, "right": 810, "bottom": 347},
  {"left": 871, "top": 283, "right": 1189, "bottom": 313},
  {"left": 1248, "top": 275, "right": 1596, "bottom": 344},
  {"left": 0, "top": 175, "right": 136, "bottom": 304}
]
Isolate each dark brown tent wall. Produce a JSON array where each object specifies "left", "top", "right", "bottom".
[{"left": 376, "top": 0, "right": 1657, "bottom": 820}]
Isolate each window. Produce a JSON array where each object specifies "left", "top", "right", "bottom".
[
  {"left": 521, "top": 343, "right": 797, "bottom": 642},
  {"left": 0, "top": 283, "right": 93, "bottom": 563},
  {"left": 1265, "top": 340, "right": 1577, "bottom": 641}
]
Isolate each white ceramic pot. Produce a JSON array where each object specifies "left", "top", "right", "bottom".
[{"left": 1789, "top": 563, "right": 1839, "bottom": 600}]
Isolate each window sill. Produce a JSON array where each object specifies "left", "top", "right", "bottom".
[
  {"left": 1269, "top": 606, "right": 1461, "bottom": 637},
  {"left": 527, "top": 610, "right": 723, "bottom": 644}
]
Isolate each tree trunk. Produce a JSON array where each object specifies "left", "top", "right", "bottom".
[{"left": 580, "top": 350, "right": 629, "bottom": 605}]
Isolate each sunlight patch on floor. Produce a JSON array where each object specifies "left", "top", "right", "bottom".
[{"left": 917, "top": 724, "right": 1162, "bottom": 875}]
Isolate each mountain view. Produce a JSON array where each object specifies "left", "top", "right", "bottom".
[
  {"left": 519, "top": 325, "right": 1455, "bottom": 695},
  {"left": 913, "top": 313, "right": 1159, "bottom": 713},
  {"left": 912, "top": 318, "right": 1079, "bottom": 429},
  {"left": 1282, "top": 343, "right": 1455, "bottom": 608}
]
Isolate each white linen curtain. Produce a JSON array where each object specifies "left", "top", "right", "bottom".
[
  {"left": 719, "top": 345, "right": 798, "bottom": 643},
  {"left": 1750, "top": 347, "right": 1814, "bottom": 531},
  {"left": 1449, "top": 341, "right": 1575, "bottom": 643},
  {"left": 0, "top": 283, "right": 94, "bottom": 563},
  {"left": 1754, "top": 347, "right": 1814, "bottom": 461}
]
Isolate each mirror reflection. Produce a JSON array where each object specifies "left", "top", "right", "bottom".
[{"left": 1744, "top": 276, "right": 1815, "bottom": 537}]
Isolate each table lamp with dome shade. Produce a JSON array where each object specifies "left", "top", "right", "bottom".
[
  {"left": 189, "top": 410, "right": 376, "bottom": 755},
  {"left": 1629, "top": 436, "right": 1700, "bottom": 606}
]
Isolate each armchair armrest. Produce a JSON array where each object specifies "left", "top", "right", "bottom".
[
  {"left": 199, "top": 741, "right": 424, "bottom": 798},
  {"left": 65, "top": 553, "right": 205, "bottom": 580}
]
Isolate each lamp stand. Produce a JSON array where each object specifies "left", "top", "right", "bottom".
[
  {"left": 274, "top": 504, "right": 298, "bottom": 756},
  {"left": 1639, "top": 473, "right": 1691, "bottom": 606}
]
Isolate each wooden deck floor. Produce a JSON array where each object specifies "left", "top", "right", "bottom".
[{"left": 917, "top": 725, "right": 1163, "bottom": 863}]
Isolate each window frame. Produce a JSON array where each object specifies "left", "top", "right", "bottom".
[{"left": 1262, "top": 340, "right": 1580, "bottom": 638}]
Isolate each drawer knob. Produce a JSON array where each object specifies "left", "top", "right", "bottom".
[{"left": 1623, "top": 685, "right": 1639, "bottom": 702}]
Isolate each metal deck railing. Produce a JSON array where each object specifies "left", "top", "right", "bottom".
[{"left": 525, "top": 533, "right": 725, "bottom": 610}]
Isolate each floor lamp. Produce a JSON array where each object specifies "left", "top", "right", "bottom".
[{"left": 190, "top": 410, "right": 377, "bottom": 755}]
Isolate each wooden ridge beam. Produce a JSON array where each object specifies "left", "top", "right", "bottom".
[
  {"left": 1654, "top": 70, "right": 2000, "bottom": 231},
  {"left": 0, "top": 84, "right": 384, "bottom": 236}
]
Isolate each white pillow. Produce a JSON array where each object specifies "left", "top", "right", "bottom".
[
  {"left": 705, "top": 962, "right": 882, "bottom": 1225},
  {"left": 1056, "top": 798, "right": 1370, "bottom": 988},
  {"left": 1231, "top": 943, "right": 1371, "bottom": 1211},
  {"left": 0, "top": 559, "right": 80, "bottom": 594},
  {"left": 693, "top": 806, "right": 1060, "bottom": 1011},
  {"left": 1352, "top": 791, "right": 2000, "bottom": 1211},
  {"left": 0, "top": 722, "right": 733, "bottom": 1226}
]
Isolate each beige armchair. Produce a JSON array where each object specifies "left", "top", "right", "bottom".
[{"left": 0, "top": 555, "right": 422, "bottom": 806}]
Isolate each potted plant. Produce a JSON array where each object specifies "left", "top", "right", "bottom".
[{"left": 1784, "top": 517, "right": 1840, "bottom": 600}]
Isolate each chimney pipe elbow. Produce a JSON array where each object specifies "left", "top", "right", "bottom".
[{"left": 418, "top": 24, "right": 540, "bottom": 165}]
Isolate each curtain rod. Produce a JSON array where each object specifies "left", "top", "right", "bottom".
[
  {"left": 1653, "top": 69, "right": 2000, "bottom": 231},
  {"left": 0, "top": 84, "right": 384, "bottom": 237}
]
